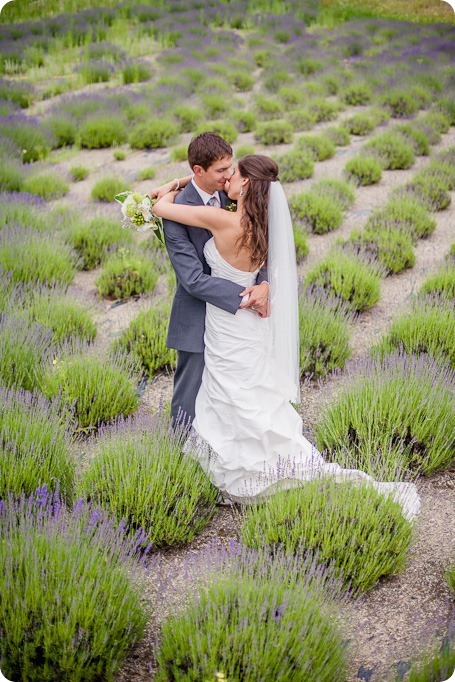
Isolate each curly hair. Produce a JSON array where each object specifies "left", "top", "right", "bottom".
[{"left": 237, "top": 155, "right": 279, "bottom": 267}]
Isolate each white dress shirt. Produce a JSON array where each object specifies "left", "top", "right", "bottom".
[{"left": 191, "top": 179, "right": 220, "bottom": 207}]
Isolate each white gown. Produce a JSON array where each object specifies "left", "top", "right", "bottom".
[{"left": 186, "top": 238, "right": 420, "bottom": 521}]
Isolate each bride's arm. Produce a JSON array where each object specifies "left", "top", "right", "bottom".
[
  {"left": 153, "top": 191, "right": 232, "bottom": 232},
  {"left": 149, "top": 175, "right": 192, "bottom": 200}
]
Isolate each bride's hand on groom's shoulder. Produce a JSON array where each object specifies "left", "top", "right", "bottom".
[
  {"left": 149, "top": 179, "right": 179, "bottom": 200},
  {"left": 239, "top": 281, "right": 270, "bottom": 318}
]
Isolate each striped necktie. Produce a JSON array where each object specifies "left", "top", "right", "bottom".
[{"left": 207, "top": 196, "right": 219, "bottom": 207}]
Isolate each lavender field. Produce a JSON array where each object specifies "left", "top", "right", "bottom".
[{"left": 0, "top": 1, "right": 454, "bottom": 680}]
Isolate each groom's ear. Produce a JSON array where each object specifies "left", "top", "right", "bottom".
[{"left": 193, "top": 164, "right": 204, "bottom": 178}]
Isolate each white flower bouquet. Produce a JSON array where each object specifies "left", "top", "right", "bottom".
[{"left": 114, "top": 191, "right": 164, "bottom": 243}]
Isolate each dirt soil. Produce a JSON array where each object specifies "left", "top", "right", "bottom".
[{"left": 43, "top": 107, "right": 455, "bottom": 681}]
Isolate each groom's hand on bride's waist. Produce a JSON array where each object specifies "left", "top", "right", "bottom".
[{"left": 239, "top": 281, "right": 270, "bottom": 318}]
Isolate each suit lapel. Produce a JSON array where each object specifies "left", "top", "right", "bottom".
[{"left": 182, "top": 182, "right": 205, "bottom": 206}]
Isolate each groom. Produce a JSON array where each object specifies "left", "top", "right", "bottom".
[{"left": 156, "top": 132, "right": 269, "bottom": 427}]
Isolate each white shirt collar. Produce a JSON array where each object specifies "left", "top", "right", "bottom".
[{"left": 191, "top": 178, "right": 220, "bottom": 205}]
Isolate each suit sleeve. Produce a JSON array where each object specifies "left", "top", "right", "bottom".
[{"left": 163, "top": 218, "right": 244, "bottom": 314}]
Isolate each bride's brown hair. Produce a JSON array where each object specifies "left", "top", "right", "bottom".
[{"left": 237, "top": 155, "right": 279, "bottom": 267}]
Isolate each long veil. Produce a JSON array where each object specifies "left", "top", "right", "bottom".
[{"left": 267, "top": 181, "right": 300, "bottom": 403}]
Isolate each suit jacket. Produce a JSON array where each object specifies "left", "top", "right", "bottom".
[{"left": 163, "top": 182, "right": 266, "bottom": 353}]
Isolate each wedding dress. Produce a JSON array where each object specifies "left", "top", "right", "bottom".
[{"left": 185, "top": 237, "right": 420, "bottom": 522}]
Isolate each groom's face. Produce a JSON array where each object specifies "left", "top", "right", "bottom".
[{"left": 193, "top": 156, "right": 233, "bottom": 195}]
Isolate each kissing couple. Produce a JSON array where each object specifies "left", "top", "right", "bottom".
[{"left": 150, "top": 132, "right": 420, "bottom": 519}]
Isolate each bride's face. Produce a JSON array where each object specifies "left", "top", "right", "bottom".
[{"left": 225, "top": 166, "right": 248, "bottom": 201}]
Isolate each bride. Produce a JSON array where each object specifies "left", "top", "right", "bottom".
[{"left": 153, "top": 155, "right": 420, "bottom": 521}]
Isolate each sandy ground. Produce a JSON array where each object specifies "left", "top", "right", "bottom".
[{"left": 42, "top": 107, "right": 455, "bottom": 681}]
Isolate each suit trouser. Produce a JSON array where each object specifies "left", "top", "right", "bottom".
[{"left": 171, "top": 350, "right": 205, "bottom": 427}]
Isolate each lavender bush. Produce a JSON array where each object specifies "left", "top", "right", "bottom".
[
  {"left": 22, "top": 287, "right": 97, "bottom": 344},
  {"left": 365, "top": 196, "right": 436, "bottom": 241},
  {"left": 277, "top": 148, "right": 314, "bottom": 183},
  {"left": 316, "top": 353, "right": 455, "bottom": 476},
  {"left": 0, "top": 313, "right": 52, "bottom": 392},
  {"left": 419, "top": 264, "right": 455, "bottom": 302},
  {"left": 91, "top": 176, "right": 128, "bottom": 203},
  {"left": 364, "top": 130, "right": 415, "bottom": 170},
  {"left": 95, "top": 248, "right": 159, "bottom": 300},
  {"left": 157, "top": 547, "right": 347, "bottom": 680},
  {"left": 344, "top": 226, "right": 415, "bottom": 275},
  {"left": 372, "top": 297, "right": 455, "bottom": 368},
  {"left": 240, "top": 477, "right": 414, "bottom": 594},
  {"left": 65, "top": 216, "right": 133, "bottom": 270},
  {"left": 0, "top": 387, "right": 74, "bottom": 499},
  {"left": 297, "top": 134, "right": 336, "bottom": 162},
  {"left": 78, "top": 412, "right": 218, "bottom": 547},
  {"left": 0, "top": 487, "right": 147, "bottom": 681},
  {"left": 304, "top": 251, "right": 382, "bottom": 312},
  {"left": 299, "top": 288, "right": 352, "bottom": 379},
  {"left": 42, "top": 350, "right": 139, "bottom": 429},
  {"left": 344, "top": 155, "right": 382, "bottom": 185},
  {"left": 22, "top": 173, "right": 69, "bottom": 200},
  {"left": 78, "top": 115, "right": 127, "bottom": 149},
  {"left": 0, "top": 229, "right": 77, "bottom": 286},
  {"left": 114, "top": 299, "right": 177, "bottom": 377},
  {"left": 290, "top": 191, "right": 343, "bottom": 234}
]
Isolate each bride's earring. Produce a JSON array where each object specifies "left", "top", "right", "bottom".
[{"left": 239, "top": 187, "right": 244, "bottom": 197}]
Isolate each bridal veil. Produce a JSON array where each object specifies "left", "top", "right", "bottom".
[{"left": 267, "top": 181, "right": 300, "bottom": 403}]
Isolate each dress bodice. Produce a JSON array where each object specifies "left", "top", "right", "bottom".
[{"left": 204, "top": 237, "right": 259, "bottom": 287}]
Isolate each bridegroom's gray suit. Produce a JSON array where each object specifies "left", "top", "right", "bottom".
[{"left": 163, "top": 181, "right": 265, "bottom": 426}]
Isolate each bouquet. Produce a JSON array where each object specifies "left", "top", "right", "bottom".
[{"left": 114, "top": 191, "right": 164, "bottom": 243}]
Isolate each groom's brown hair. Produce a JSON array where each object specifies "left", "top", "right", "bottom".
[{"left": 188, "top": 132, "right": 232, "bottom": 170}]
